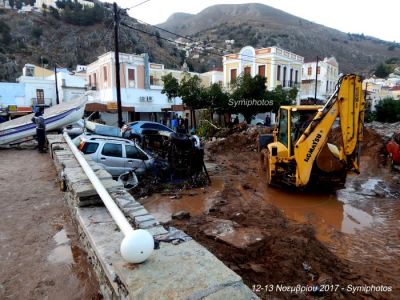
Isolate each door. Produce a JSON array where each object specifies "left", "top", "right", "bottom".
[
  {"left": 36, "top": 89, "right": 44, "bottom": 105},
  {"left": 99, "top": 142, "right": 125, "bottom": 176},
  {"left": 125, "top": 144, "right": 149, "bottom": 174}
]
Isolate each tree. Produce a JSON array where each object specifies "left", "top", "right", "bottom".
[
  {"left": 375, "top": 97, "right": 400, "bottom": 123},
  {"left": 201, "top": 83, "right": 229, "bottom": 120},
  {"left": 179, "top": 73, "right": 203, "bottom": 128},
  {"left": 267, "top": 85, "right": 297, "bottom": 114},
  {"left": 161, "top": 73, "right": 179, "bottom": 103},
  {"left": 374, "top": 63, "right": 392, "bottom": 78},
  {"left": 230, "top": 74, "right": 268, "bottom": 123}
]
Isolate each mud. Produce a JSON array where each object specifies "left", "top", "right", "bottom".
[
  {"left": 143, "top": 126, "right": 400, "bottom": 299},
  {"left": 0, "top": 150, "right": 101, "bottom": 300}
]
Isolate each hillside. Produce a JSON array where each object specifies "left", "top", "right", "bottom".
[
  {"left": 159, "top": 3, "right": 400, "bottom": 75},
  {"left": 0, "top": 7, "right": 184, "bottom": 81}
]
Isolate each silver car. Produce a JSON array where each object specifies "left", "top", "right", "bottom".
[{"left": 73, "top": 134, "right": 154, "bottom": 177}]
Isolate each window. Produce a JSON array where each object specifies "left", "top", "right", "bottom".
[
  {"left": 289, "top": 69, "right": 293, "bottom": 87},
  {"left": 244, "top": 66, "right": 251, "bottom": 75},
  {"left": 307, "top": 67, "right": 312, "bottom": 76},
  {"left": 126, "top": 145, "right": 148, "bottom": 160},
  {"left": 295, "top": 70, "right": 298, "bottom": 84},
  {"left": 128, "top": 69, "right": 135, "bottom": 80},
  {"left": 101, "top": 143, "right": 122, "bottom": 157},
  {"left": 103, "top": 66, "right": 107, "bottom": 82},
  {"left": 128, "top": 69, "right": 135, "bottom": 87},
  {"left": 258, "top": 65, "right": 266, "bottom": 78},
  {"left": 277, "top": 65, "right": 281, "bottom": 81},
  {"left": 89, "top": 75, "right": 92, "bottom": 87},
  {"left": 326, "top": 80, "right": 329, "bottom": 92},
  {"left": 36, "top": 89, "right": 44, "bottom": 104},
  {"left": 82, "top": 142, "right": 99, "bottom": 154},
  {"left": 150, "top": 75, "right": 154, "bottom": 85},
  {"left": 277, "top": 109, "right": 288, "bottom": 148},
  {"left": 141, "top": 123, "right": 172, "bottom": 132},
  {"left": 93, "top": 73, "right": 97, "bottom": 89},
  {"left": 230, "top": 69, "right": 237, "bottom": 82},
  {"left": 283, "top": 66, "right": 287, "bottom": 87},
  {"left": 317, "top": 66, "right": 320, "bottom": 75}
]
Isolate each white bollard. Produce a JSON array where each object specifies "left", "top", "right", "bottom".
[{"left": 63, "top": 133, "right": 154, "bottom": 263}]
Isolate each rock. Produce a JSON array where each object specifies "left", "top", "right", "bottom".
[{"left": 171, "top": 211, "right": 191, "bottom": 220}]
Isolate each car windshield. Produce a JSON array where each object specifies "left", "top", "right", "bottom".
[{"left": 140, "top": 123, "right": 173, "bottom": 132}]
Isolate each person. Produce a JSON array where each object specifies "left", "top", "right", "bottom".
[
  {"left": 171, "top": 116, "right": 178, "bottom": 132},
  {"left": 184, "top": 114, "right": 189, "bottom": 134},
  {"left": 265, "top": 114, "right": 271, "bottom": 127},
  {"left": 233, "top": 115, "right": 239, "bottom": 125},
  {"left": 31, "top": 110, "right": 46, "bottom": 153}
]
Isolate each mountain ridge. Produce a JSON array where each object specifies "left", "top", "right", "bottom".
[{"left": 158, "top": 3, "right": 400, "bottom": 74}]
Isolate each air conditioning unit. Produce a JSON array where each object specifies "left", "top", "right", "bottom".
[
  {"left": 139, "top": 96, "right": 146, "bottom": 102},
  {"left": 147, "top": 96, "right": 153, "bottom": 102}
]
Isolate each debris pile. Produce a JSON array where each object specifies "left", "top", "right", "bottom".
[
  {"left": 206, "top": 126, "right": 270, "bottom": 155},
  {"left": 366, "top": 121, "right": 400, "bottom": 140}
]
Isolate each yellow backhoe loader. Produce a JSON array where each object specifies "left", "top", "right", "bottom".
[{"left": 260, "top": 74, "right": 365, "bottom": 189}]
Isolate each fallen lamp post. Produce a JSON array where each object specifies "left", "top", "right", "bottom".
[{"left": 63, "top": 132, "right": 154, "bottom": 263}]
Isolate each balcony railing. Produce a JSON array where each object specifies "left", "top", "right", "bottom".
[
  {"left": 281, "top": 80, "right": 301, "bottom": 89},
  {"left": 31, "top": 98, "right": 53, "bottom": 106}
]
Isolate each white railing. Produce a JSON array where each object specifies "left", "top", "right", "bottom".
[{"left": 63, "top": 132, "right": 154, "bottom": 263}]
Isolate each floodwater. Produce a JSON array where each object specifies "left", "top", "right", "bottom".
[
  {"left": 144, "top": 152, "right": 400, "bottom": 281},
  {"left": 144, "top": 176, "right": 224, "bottom": 223}
]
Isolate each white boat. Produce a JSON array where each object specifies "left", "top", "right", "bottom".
[{"left": 0, "top": 97, "right": 87, "bottom": 145}]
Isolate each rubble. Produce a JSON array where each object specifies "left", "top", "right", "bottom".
[{"left": 366, "top": 121, "right": 400, "bottom": 140}]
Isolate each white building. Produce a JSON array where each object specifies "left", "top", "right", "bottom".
[{"left": 300, "top": 57, "right": 339, "bottom": 101}]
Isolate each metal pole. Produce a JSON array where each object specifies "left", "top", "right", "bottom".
[
  {"left": 62, "top": 132, "right": 154, "bottom": 263},
  {"left": 314, "top": 56, "right": 319, "bottom": 102},
  {"left": 113, "top": 2, "right": 123, "bottom": 128},
  {"left": 54, "top": 65, "right": 60, "bottom": 105}
]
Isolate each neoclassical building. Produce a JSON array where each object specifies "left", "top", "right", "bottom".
[{"left": 223, "top": 46, "right": 304, "bottom": 90}]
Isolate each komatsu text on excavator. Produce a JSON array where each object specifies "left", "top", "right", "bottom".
[{"left": 260, "top": 74, "right": 365, "bottom": 190}]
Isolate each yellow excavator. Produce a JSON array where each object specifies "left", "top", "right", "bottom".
[{"left": 260, "top": 74, "right": 365, "bottom": 189}]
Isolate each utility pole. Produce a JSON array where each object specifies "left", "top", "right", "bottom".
[
  {"left": 113, "top": 2, "right": 123, "bottom": 128},
  {"left": 314, "top": 56, "right": 319, "bottom": 103},
  {"left": 54, "top": 65, "right": 60, "bottom": 105}
]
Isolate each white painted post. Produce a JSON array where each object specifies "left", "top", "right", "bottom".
[{"left": 62, "top": 132, "right": 154, "bottom": 263}]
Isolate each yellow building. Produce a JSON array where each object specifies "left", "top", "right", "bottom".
[
  {"left": 223, "top": 46, "right": 304, "bottom": 90},
  {"left": 22, "top": 64, "right": 54, "bottom": 78}
]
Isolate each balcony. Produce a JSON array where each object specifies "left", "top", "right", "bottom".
[
  {"left": 31, "top": 98, "right": 53, "bottom": 107},
  {"left": 281, "top": 80, "right": 301, "bottom": 89}
]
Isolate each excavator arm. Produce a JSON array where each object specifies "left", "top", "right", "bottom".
[{"left": 294, "top": 74, "right": 365, "bottom": 187}]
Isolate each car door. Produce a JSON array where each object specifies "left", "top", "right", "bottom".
[
  {"left": 98, "top": 142, "right": 125, "bottom": 177},
  {"left": 124, "top": 144, "right": 149, "bottom": 174}
]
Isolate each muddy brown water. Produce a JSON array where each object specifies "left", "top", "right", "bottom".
[
  {"left": 144, "top": 150, "right": 400, "bottom": 297},
  {"left": 0, "top": 149, "right": 101, "bottom": 300}
]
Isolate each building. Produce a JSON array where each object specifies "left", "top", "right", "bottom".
[
  {"left": 200, "top": 69, "right": 223, "bottom": 87},
  {"left": 300, "top": 57, "right": 339, "bottom": 101},
  {"left": 223, "top": 46, "right": 304, "bottom": 90},
  {"left": 85, "top": 51, "right": 220, "bottom": 124},
  {"left": 86, "top": 52, "right": 192, "bottom": 124},
  {"left": 363, "top": 77, "right": 399, "bottom": 111},
  {"left": 0, "top": 64, "right": 86, "bottom": 120}
]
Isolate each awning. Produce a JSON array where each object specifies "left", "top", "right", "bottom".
[
  {"left": 161, "top": 104, "right": 187, "bottom": 112},
  {"left": 85, "top": 102, "right": 134, "bottom": 112}
]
